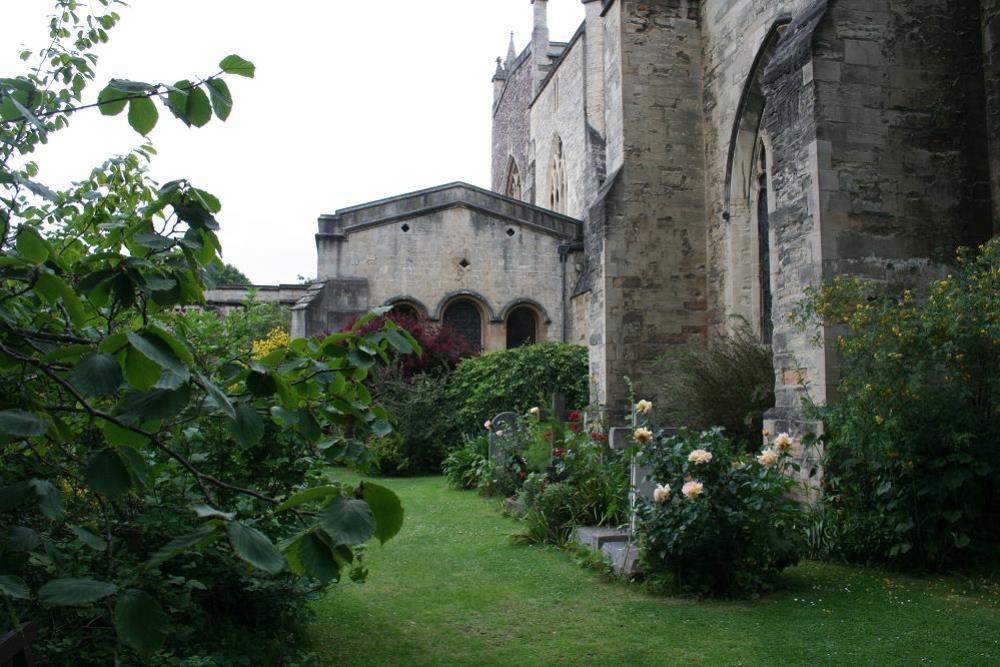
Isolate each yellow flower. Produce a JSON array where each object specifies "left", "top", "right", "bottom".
[
  {"left": 875, "top": 415, "right": 884, "bottom": 425},
  {"left": 687, "top": 449, "right": 713, "bottom": 465},
  {"left": 653, "top": 484, "right": 671, "bottom": 503},
  {"left": 636, "top": 399, "right": 653, "bottom": 415},
  {"left": 633, "top": 427, "right": 653, "bottom": 445},
  {"left": 251, "top": 327, "right": 291, "bottom": 360},
  {"left": 681, "top": 480, "right": 704, "bottom": 498}
]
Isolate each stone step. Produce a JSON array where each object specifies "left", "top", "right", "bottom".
[
  {"left": 574, "top": 526, "right": 629, "bottom": 551},
  {"left": 602, "top": 541, "right": 639, "bottom": 576}
]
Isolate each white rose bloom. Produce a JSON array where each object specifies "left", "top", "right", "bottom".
[
  {"left": 687, "top": 449, "right": 713, "bottom": 465},
  {"left": 653, "top": 484, "right": 671, "bottom": 503},
  {"left": 636, "top": 399, "right": 653, "bottom": 415},
  {"left": 682, "top": 480, "right": 704, "bottom": 498},
  {"left": 774, "top": 432, "right": 794, "bottom": 452},
  {"left": 529, "top": 406, "right": 540, "bottom": 416},
  {"left": 633, "top": 427, "right": 653, "bottom": 445},
  {"left": 757, "top": 448, "right": 779, "bottom": 467}
]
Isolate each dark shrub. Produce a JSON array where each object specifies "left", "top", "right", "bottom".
[{"left": 656, "top": 317, "right": 774, "bottom": 450}]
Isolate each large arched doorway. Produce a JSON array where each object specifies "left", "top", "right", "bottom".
[
  {"left": 505, "top": 306, "right": 537, "bottom": 348},
  {"left": 442, "top": 300, "right": 482, "bottom": 351}
]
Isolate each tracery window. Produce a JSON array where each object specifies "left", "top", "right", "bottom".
[
  {"left": 755, "top": 143, "right": 773, "bottom": 345},
  {"left": 504, "top": 158, "right": 522, "bottom": 200},
  {"left": 548, "top": 136, "right": 566, "bottom": 214}
]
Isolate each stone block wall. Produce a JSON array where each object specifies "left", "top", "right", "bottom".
[
  {"left": 531, "top": 29, "right": 589, "bottom": 219},
  {"left": 492, "top": 49, "right": 534, "bottom": 199},
  {"left": 593, "top": 0, "right": 709, "bottom": 416}
]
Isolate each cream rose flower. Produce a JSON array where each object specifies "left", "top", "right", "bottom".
[
  {"left": 633, "top": 427, "right": 653, "bottom": 445},
  {"left": 773, "top": 432, "right": 794, "bottom": 452},
  {"left": 687, "top": 449, "right": 713, "bottom": 465},
  {"left": 636, "top": 399, "right": 653, "bottom": 415},
  {"left": 757, "top": 448, "right": 779, "bottom": 467},
  {"left": 484, "top": 420, "right": 492, "bottom": 430},
  {"left": 681, "top": 480, "right": 704, "bottom": 498},
  {"left": 529, "top": 406, "right": 540, "bottom": 416},
  {"left": 653, "top": 484, "right": 671, "bottom": 503}
]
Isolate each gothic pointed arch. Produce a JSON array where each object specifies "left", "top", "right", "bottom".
[
  {"left": 721, "top": 19, "right": 789, "bottom": 343},
  {"left": 723, "top": 19, "right": 790, "bottom": 214},
  {"left": 548, "top": 135, "right": 566, "bottom": 214},
  {"left": 504, "top": 157, "right": 522, "bottom": 200}
]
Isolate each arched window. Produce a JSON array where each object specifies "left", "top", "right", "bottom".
[
  {"left": 506, "top": 306, "right": 537, "bottom": 348},
  {"left": 548, "top": 136, "right": 566, "bottom": 214},
  {"left": 504, "top": 158, "right": 522, "bottom": 200},
  {"left": 390, "top": 302, "right": 419, "bottom": 321},
  {"left": 755, "top": 144, "right": 773, "bottom": 345},
  {"left": 443, "top": 300, "right": 482, "bottom": 351}
]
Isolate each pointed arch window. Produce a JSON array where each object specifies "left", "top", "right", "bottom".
[
  {"left": 504, "top": 158, "right": 522, "bottom": 200},
  {"left": 755, "top": 143, "right": 773, "bottom": 345},
  {"left": 548, "top": 136, "right": 566, "bottom": 214}
]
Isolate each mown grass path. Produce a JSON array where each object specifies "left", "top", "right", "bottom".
[{"left": 309, "top": 473, "right": 999, "bottom": 666}]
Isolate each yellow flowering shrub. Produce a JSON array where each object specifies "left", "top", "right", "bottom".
[
  {"left": 251, "top": 327, "right": 291, "bottom": 359},
  {"left": 793, "top": 236, "right": 1000, "bottom": 568}
]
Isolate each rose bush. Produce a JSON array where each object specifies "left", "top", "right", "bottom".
[{"left": 636, "top": 428, "right": 806, "bottom": 597}]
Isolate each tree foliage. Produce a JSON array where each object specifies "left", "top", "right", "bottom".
[{"left": 0, "top": 2, "right": 413, "bottom": 662}]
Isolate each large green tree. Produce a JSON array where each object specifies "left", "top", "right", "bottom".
[{"left": 0, "top": 2, "right": 413, "bottom": 662}]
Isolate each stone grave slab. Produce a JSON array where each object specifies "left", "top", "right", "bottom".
[{"left": 574, "top": 526, "right": 629, "bottom": 551}]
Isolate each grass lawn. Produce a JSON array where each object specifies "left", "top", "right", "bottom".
[{"left": 309, "top": 472, "right": 999, "bottom": 666}]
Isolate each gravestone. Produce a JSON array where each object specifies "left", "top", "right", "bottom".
[
  {"left": 486, "top": 411, "right": 518, "bottom": 462},
  {"left": 628, "top": 426, "right": 676, "bottom": 535}
]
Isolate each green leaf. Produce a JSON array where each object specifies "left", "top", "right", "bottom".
[
  {"left": 185, "top": 86, "right": 212, "bottom": 127},
  {"left": 953, "top": 532, "right": 971, "bottom": 549},
  {"left": 318, "top": 496, "right": 375, "bottom": 545},
  {"left": 5, "top": 526, "right": 40, "bottom": 552},
  {"left": 228, "top": 522, "right": 284, "bottom": 574},
  {"left": 146, "top": 525, "right": 219, "bottom": 569},
  {"left": 164, "top": 80, "right": 190, "bottom": 123},
  {"left": 108, "top": 79, "right": 157, "bottom": 94},
  {"left": 192, "top": 504, "right": 235, "bottom": 521},
  {"left": 69, "top": 353, "right": 123, "bottom": 397},
  {"left": 126, "top": 330, "right": 189, "bottom": 379},
  {"left": 371, "top": 420, "right": 393, "bottom": 438},
  {"left": 362, "top": 482, "right": 404, "bottom": 545},
  {"left": 295, "top": 532, "right": 341, "bottom": 584},
  {"left": 97, "top": 84, "right": 128, "bottom": 115},
  {"left": 197, "top": 374, "right": 235, "bottom": 419},
  {"left": 219, "top": 54, "right": 255, "bottom": 78},
  {"left": 275, "top": 485, "right": 340, "bottom": 513},
  {"left": 101, "top": 419, "right": 150, "bottom": 447},
  {"left": 39, "top": 578, "right": 118, "bottom": 606},
  {"left": 0, "top": 575, "right": 30, "bottom": 600},
  {"left": 230, "top": 403, "right": 263, "bottom": 447},
  {"left": 15, "top": 225, "right": 48, "bottom": 263},
  {"left": 384, "top": 328, "right": 415, "bottom": 355},
  {"left": 35, "top": 273, "right": 86, "bottom": 326},
  {"left": 29, "top": 479, "right": 64, "bottom": 519},
  {"left": 85, "top": 449, "right": 133, "bottom": 500},
  {"left": 116, "top": 385, "right": 191, "bottom": 423},
  {"left": 118, "top": 446, "right": 152, "bottom": 488},
  {"left": 246, "top": 371, "right": 277, "bottom": 397},
  {"left": 114, "top": 589, "right": 169, "bottom": 660},
  {"left": 127, "top": 97, "right": 158, "bottom": 135},
  {"left": 0, "top": 409, "right": 48, "bottom": 436},
  {"left": 124, "top": 346, "right": 162, "bottom": 391},
  {"left": 69, "top": 524, "right": 107, "bottom": 551},
  {"left": 205, "top": 78, "right": 232, "bottom": 121}
]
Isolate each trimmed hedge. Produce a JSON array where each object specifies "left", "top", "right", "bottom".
[{"left": 444, "top": 342, "right": 589, "bottom": 441}]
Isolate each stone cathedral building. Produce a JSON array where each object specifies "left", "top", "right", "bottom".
[{"left": 211, "top": 0, "right": 999, "bottom": 432}]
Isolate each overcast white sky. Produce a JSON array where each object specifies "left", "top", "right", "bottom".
[{"left": 5, "top": 1, "right": 584, "bottom": 284}]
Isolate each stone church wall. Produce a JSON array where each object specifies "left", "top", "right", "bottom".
[
  {"left": 531, "top": 30, "right": 589, "bottom": 219},
  {"left": 492, "top": 50, "right": 534, "bottom": 198},
  {"left": 591, "top": 0, "right": 708, "bottom": 415}
]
